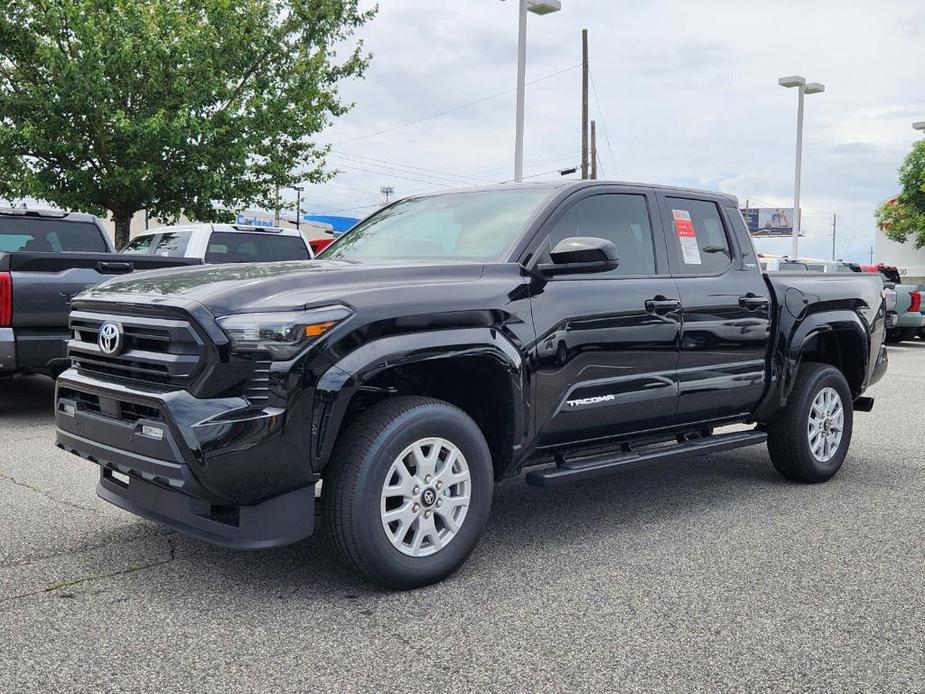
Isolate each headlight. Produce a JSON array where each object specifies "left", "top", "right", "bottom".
[{"left": 217, "top": 305, "right": 352, "bottom": 360}]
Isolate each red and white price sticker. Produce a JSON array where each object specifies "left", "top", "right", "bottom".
[{"left": 672, "top": 209, "right": 701, "bottom": 265}]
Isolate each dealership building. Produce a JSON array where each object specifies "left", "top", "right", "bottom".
[
  {"left": 875, "top": 230, "right": 925, "bottom": 284},
  {"left": 873, "top": 196, "right": 925, "bottom": 284}
]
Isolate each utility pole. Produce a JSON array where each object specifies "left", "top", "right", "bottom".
[
  {"left": 293, "top": 186, "right": 304, "bottom": 232},
  {"left": 831, "top": 211, "right": 836, "bottom": 260},
  {"left": 380, "top": 185, "right": 395, "bottom": 205},
  {"left": 581, "top": 29, "right": 589, "bottom": 180},
  {"left": 590, "top": 120, "right": 598, "bottom": 180},
  {"left": 273, "top": 185, "right": 280, "bottom": 226},
  {"left": 869, "top": 245, "right": 874, "bottom": 264}
]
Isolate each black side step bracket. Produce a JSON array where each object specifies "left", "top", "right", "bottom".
[{"left": 525, "top": 430, "right": 767, "bottom": 487}]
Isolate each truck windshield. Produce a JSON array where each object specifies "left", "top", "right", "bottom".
[
  {"left": 320, "top": 189, "right": 553, "bottom": 262},
  {"left": 0, "top": 217, "right": 108, "bottom": 253}
]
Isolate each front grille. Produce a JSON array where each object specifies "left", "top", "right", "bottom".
[
  {"left": 68, "top": 309, "right": 204, "bottom": 389},
  {"left": 58, "top": 387, "right": 162, "bottom": 423},
  {"left": 244, "top": 359, "right": 272, "bottom": 404}
]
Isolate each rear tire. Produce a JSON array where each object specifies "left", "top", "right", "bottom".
[
  {"left": 899, "top": 327, "right": 919, "bottom": 341},
  {"left": 322, "top": 396, "right": 493, "bottom": 589},
  {"left": 766, "top": 363, "right": 853, "bottom": 483}
]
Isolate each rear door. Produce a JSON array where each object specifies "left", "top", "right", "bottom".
[
  {"left": 658, "top": 193, "right": 771, "bottom": 422},
  {"left": 527, "top": 186, "right": 682, "bottom": 447}
]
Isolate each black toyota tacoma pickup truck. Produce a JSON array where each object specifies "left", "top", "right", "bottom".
[{"left": 55, "top": 182, "right": 888, "bottom": 588}]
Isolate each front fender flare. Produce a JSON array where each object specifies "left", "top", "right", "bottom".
[{"left": 310, "top": 328, "right": 526, "bottom": 471}]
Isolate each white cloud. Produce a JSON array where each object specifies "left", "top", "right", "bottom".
[{"left": 298, "top": 0, "right": 925, "bottom": 263}]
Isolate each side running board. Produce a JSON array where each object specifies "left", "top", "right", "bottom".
[{"left": 525, "top": 430, "right": 767, "bottom": 487}]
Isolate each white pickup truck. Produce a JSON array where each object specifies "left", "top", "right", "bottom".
[{"left": 121, "top": 223, "right": 313, "bottom": 263}]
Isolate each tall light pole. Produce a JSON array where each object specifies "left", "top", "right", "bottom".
[
  {"left": 779, "top": 75, "right": 824, "bottom": 259},
  {"left": 507, "top": 0, "right": 561, "bottom": 183}
]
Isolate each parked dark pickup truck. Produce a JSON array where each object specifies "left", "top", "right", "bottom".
[
  {"left": 0, "top": 208, "right": 199, "bottom": 378},
  {"left": 55, "top": 182, "right": 888, "bottom": 588}
]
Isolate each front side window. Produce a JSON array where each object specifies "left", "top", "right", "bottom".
[
  {"left": 122, "top": 234, "right": 158, "bottom": 254},
  {"left": 153, "top": 231, "right": 193, "bottom": 257},
  {"left": 540, "top": 193, "right": 656, "bottom": 276},
  {"left": 320, "top": 189, "right": 553, "bottom": 262},
  {"left": 665, "top": 198, "right": 732, "bottom": 274}
]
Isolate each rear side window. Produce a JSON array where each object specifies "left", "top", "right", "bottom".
[
  {"left": 665, "top": 198, "right": 732, "bottom": 274},
  {"left": 0, "top": 217, "right": 108, "bottom": 253},
  {"left": 205, "top": 232, "right": 310, "bottom": 263},
  {"left": 543, "top": 193, "right": 656, "bottom": 276}
]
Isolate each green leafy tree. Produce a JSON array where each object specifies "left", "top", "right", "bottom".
[
  {"left": 0, "top": 0, "right": 374, "bottom": 247},
  {"left": 876, "top": 140, "right": 925, "bottom": 248}
]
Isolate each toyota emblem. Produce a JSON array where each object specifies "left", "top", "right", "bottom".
[{"left": 97, "top": 322, "right": 123, "bottom": 356}]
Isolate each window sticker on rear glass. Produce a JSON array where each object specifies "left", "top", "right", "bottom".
[{"left": 672, "top": 209, "right": 701, "bottom": 265}]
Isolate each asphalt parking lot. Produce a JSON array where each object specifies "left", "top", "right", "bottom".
[{"left": 1, "top": 346, "right": 924, "bottom": 693}]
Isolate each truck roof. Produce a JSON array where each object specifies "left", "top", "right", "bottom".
[
  {"left": 0, "top": 207, "right": 102, "bottom": 224},
  {"left": 137, "top": 223, "right": 304, "bottom": 237},
  {"left": 402, "top": 181, "right": 740, "bottom": 208}
]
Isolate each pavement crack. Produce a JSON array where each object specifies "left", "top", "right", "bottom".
[
  {"left": 0, "top": 472, "right": 100, "bottom": 515},
  {"left": 0, "top": 537, "right": 179, "bottom": 606},
  {"left": 0, "top": 527, "right": 164, "bottom": 569}
]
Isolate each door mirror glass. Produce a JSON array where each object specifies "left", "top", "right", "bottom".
[{"left": 540, "top": 237, "right": 619, "bottom": 275}]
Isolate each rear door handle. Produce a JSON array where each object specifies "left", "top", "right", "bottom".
[
  {"left": 738, "top": 294, "right": 769, "bottom": 311},
  {"left": 645, "top": 296, "right": 681, "bottom": 313}
]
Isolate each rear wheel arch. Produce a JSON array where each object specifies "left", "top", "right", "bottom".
[{"left": 797, "top": 325, "right": 867, "bottom": 399}]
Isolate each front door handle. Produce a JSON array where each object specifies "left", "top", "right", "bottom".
[
  {"left": 738, "top": 294, "right": 770, "bottom": 311},
  {"left": 645, "top": 296, "right": 681, "bottom": 313}
]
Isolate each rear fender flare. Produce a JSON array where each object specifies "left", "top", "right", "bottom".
[{"left": 782, "top": 310, "right": 869, "bottom": 405}]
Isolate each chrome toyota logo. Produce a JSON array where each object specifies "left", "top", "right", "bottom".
[{"left": 97, "top": 322, "right": 123, "bottom": 356}]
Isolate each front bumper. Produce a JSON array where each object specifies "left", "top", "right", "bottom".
[
  {"left": 95, "top": 469, "right": 314, "bottom": 550},
  {"left": 55, "top": 368, "right": 317, "bottom": 548}
]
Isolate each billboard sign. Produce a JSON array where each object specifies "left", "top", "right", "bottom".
[{"left": 740, "top": 207, "right": 797, "bottom": 237}]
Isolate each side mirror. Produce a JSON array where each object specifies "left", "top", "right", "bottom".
[{"left": 538, "top": 237, "right": 619, "bottom": 276}]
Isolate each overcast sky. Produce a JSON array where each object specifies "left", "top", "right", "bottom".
[{"left": 299, "top": 0, "right": 925, "bottom": 263}]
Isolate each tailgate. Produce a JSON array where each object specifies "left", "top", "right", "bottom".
[{"left": 2, "top": 252, "right": 200, "bottom": 329}]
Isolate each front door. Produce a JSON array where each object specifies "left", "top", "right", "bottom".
[
  {"left": 657, "top": 193, "right": 772, "bottom": 422},
  {"left": 527, "top": 188, "right": 681, "bottom": 448}
]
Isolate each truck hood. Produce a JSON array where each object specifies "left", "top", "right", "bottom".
[{"left": 81, "top": 259, "right": 490, "bottom": 316}]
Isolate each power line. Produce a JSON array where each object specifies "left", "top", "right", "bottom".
[
  {"left": 331, "top": 162, "right": 460, "bottom": 188},
  {"left": 328, "top": 152, "right": 493, "bottom": 186},
  {"left": 333, "top": 63, "right": 581, "bottom": 145},
  {"left": 588, "top": 70, "right": 618, "bottom": 178}
]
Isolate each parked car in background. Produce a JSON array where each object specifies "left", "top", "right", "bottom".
[
  {"left": 55, "top": 182, "right": 887, "bottom": 588},
  {"left": 122, "top": 224, "right": 313, "bottom": 263},
  {"left": 857, "top": 264, "right": 923, "bottom": 343},
  {"left": 0, "top": 208, "right": 199, "bottom": 379},
  {"left": 308, "top": 237, "right": 335, "bottom": 256}
]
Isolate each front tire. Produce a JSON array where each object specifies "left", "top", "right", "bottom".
[
  {"left": 322, "top": 396, "right": 493, "bottom": 589},
  {"left": 766, "top": 363, "right": 854, "bottom": 483}
]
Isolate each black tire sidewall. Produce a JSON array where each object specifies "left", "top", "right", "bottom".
[
  {"left": 347, "top": 403, "right": 493, "bottom": 588},
  {"left": 791, "top": 366, "right": 854, "bottom": 480}
]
